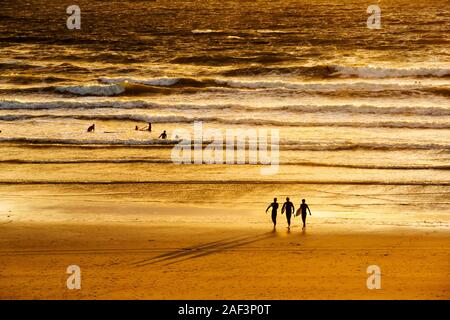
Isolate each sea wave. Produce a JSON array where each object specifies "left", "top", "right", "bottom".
[
  {"left": 221, "top": 64, "right": 450, "bottom": 78},
  {"left": 0, "top": 137, "right": 448, "bottom": 152},
  {"left": 191, "top": 29, "right": 225, "bottom": 34},
  {"left": 55, "top": 84, "right": 126, "bottom": 96},
  {"left": 221, "top": 65, "right": 332, "bottom": 77},
  {"left": 1, "top": 159, "right": 447, "bottom": 170},
  {"left": 99, "top": 76, "right": 220, "bottom": 88},
  {"left": 1, "top": 100, "right": 449, "bottom": 116},
  {"left": 100, "top": 77, "right": 180, "bottom": 86},
  {"left": 217, "top": 79, "right": 449, "bottom": 94},
  {"left": 54, "top": 78, "right": 229, "bottom": 96},
  {"left": 334, "top": 66, "right": 450, "bottom": 78},
  {"left": 0, "top": 137, "right": 179, "bottom": 146},
  {"left": 2, "top": 75, "right": 70, "bottom": 85},
  {"left": 100, "top": 76, "right": 442, "bottom": 91},
  {"left": 1, "top": 113, "right": 449, "bottom": 129},
  {"left": 47, "top": 76, "right": 450, "bottom": 97},
  {"left": 0, "top": 180, "right": 448, "bottom": 186},
  {"left": 170, "top": 54, "right": 289, "bottom": 65}
]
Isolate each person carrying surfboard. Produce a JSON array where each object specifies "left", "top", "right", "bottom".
[
  {"left": 265, "top": 197, "right": 279, "bottom": 228},
  {"left": 281, "top": 197, "right": 295, "bottom": 229},
  {"left": 296, "top": 199, "right": 312, "bottom": 229}
]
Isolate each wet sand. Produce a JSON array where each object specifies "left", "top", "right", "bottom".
[{"left": 0, "top": 185, "right": 448, "bottom": 300}]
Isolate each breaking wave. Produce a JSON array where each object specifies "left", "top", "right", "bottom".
[
  {"left": 1, "top": 100, "right": 449, "bottom": 116},
  {"left": 221, "top": 64, "right": 450, "bottom": 78},
  {"left": 334, "top": 66, "right": 450, "bottom": 78},
  {"left": 1, "top": 159, "right": 448, "bottom": 170},
  {"left": 1, "top": 113, "right": 449, "bottom": 129},
  {"left": 55, "top": 84, "right": 125, "bottom": 96}
]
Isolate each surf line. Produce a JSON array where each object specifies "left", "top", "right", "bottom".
[{"left": 171, "top": 121, "right": 279, "bottom": 175}]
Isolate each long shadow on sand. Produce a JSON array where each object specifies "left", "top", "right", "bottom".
[{"left": 131, "top": 232, "right": 276, "bottom": 267}]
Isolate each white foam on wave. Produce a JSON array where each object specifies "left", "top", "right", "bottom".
[
  {"left": 0, "top": 137, "right": 448, "bottom": 152},
  {"left": 256, "top": 29, "right": 293, "bottom": 34},
  {"left": 96, "top": 75, "right": 450, "bottom": 94},
  {"left": 0, "top": 100, "right": 158, "bottom": 110},
  {"left": 55, "top": 84, "right": 125, "bottom": 96},
  {"left": 218, "top": 79, "right": 428, "bottom": 91},
  {"left": 99, "top": 77, "right": 180, "bottom": 86},
  {"left": 264, "top": 104, "right": 450, "bottom": 116},
  {"left": 191, "top": 29, "right": 224, "bottom": 34},
  {"left": 0, "top": 137, "right": 179, "bottom": 145},
  {"left": 279, "top": 140, "right": 450, "bottom": 151},
  {"left": 1, "top": 113, "right": 449, "bottom": 129},
  {"left": 1, "top": 100, "right": 449, "bottom": 116}
]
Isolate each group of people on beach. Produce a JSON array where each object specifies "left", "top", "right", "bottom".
[
  {"left": 266, "top": 197, "right": 311, "bottom": 230},
  {"left": 86, "top": 122, "right": 167, "bottom": 139}
]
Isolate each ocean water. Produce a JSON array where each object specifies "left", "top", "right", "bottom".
[{"left": 0, "top": 0, "right": 449, "bottom": 224}]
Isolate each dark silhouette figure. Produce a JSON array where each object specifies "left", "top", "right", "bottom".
[
  {"left": 159, "top": 130, "right": 167, "bottom": 139},
  {"left": 281, "top": 197, "right": 295, "bottom": 229},
  {"left": 147, "top": 122, "right": 152, "bottom": 132},
  {"left": 265, "top": 197, "right": 279, "bottom": 228},
  {"left": 299, "top": 199, "right": 312, "bottom": 229},
  {"left": 87, "top": 124, "right": 95, "bottom": 132}
]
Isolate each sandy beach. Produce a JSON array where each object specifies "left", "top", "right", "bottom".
[{"left": 0, "top": 184, "right": 448, "bottom": 300}]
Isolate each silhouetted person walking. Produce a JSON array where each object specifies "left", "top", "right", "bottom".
[
  {"left": 281, "top": 197, "right": 295, "bottom": 229},
  {"left": 148, "top": 122, "right": 152, "bottom": 132},
  {"left": 265, "top": 197, "right": 279, "bottom": 228},
  {"left": 299, "top": 199, "right": 312, "bottom": 229}
]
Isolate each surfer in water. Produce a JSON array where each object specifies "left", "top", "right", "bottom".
[
  {"left": 87, "top": 124, "right": 95, "bottom": 132},
  {"left": 159, "top": 130, "right": 167, "bottom": 139},
  {"left": 135, "top": 122, "right": 152, "bottom": 131},
  {"left": 281, "top": 197, "right": 295, "bottom": 229},
  {"left": 265, "top": 197, "right": 279, "bottom": 229},
  {"left": 298, "top": 199, "right": 312, "bottom": 229}
]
